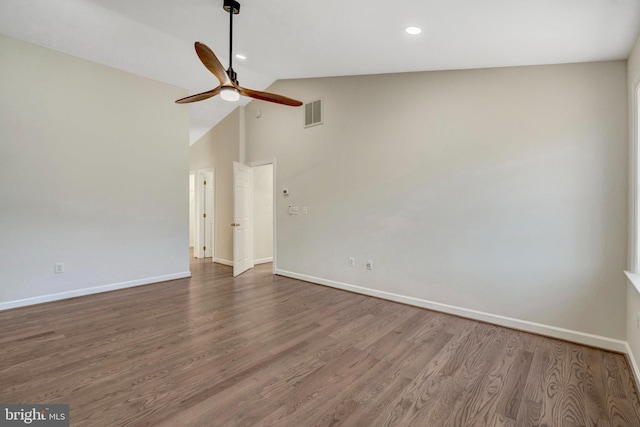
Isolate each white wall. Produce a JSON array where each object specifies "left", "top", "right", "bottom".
[
  {"left": 0, "top": 34, "right": 190, "bottom": 308},
  {"left": 253, "top": 164, "right": 274, "bottom": 263},
  {"left": 246, "top": 61, "right": 628, "bottom": 346},
  {"left": 189, "top": 108, "right": 240, "bottom": 264}
]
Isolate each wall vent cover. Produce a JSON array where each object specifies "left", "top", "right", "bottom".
[{"left": 304, "top": 99, "right": 323, "bottom": 128}]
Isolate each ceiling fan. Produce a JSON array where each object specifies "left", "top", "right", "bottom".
[{"left": 175, "top": 0, "right": 302, "bottom": 107}]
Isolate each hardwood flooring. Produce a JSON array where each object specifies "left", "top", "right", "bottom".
[{"left": 1, "top": 257, "right": 640, "bottom": 426}]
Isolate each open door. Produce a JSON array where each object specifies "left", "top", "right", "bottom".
[
  {"left": 233, "top": 161, "right": 253, "bottom": 276},
  {"left": 195, "top": 168, "right": 214, "bottom": 258},
  {"left": 204, "top": 169, "right": 214, "bottom": 260}
]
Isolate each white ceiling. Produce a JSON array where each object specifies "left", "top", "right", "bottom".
[{"left": 1, "top": 0, "right": 639, "bottom": 144}]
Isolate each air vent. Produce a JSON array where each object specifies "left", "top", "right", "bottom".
[{"left": 304, "top": 99, "right": 323, "bottom": 128}]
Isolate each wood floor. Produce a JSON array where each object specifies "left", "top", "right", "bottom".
[{"left": 1, "top": 258, "right": 640, "bottom": 426}]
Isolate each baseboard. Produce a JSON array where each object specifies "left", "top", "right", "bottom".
[
  {"left": 275, "top": 269, "right": 628, "bottom": 353},
  {"left": 214, "top": 258, "right": 233, "bottom": 266},
  {"left": 625, "top": 343, "right": 640, "bottom": 395},
  {"left": 0, "top": 271, "right": 192, "bottom": 311},
  {"left": 254, "top": 257, "right": 273, "bottom": 265}
]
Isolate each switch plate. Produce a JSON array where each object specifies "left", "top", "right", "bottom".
[
  {"left": 54, "top": 263, "right": 65, "bottom": 274},
  {"left": 349, "top": 257, "right": 355, "bottom": 267},
  {"left": 366, "top": 260, "right": 373, "bottom": 270},
  {"left": 302, "top": 206, "right": 308, "bottom": 215},
  {"left": 289, "top": 206, "right": 299, "bottom": 215}
]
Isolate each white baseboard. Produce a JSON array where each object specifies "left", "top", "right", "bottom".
[
  {"left": 275, "top": 269, "right": 628, "bottom": 354},
  {"left": 214, "top": 258, "right": 233, "bottom": 267},
  {"left": 0, "top": 271, "right": 191, "bottom": 311},
  {"left": 254, "top": 257, "right": 273, "bottom": 265},
  {"left": 625, "top": 343, "right": 640, "bottom": 395}
]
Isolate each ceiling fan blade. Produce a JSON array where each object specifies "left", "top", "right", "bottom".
[
  {"left": 195, "top": 42, "right": 232, "bottom": 85},
  {"left": 175, "top": 87, "right": 221, "bottom": 104},
  {"left": 238, "top": 87, "right": 303, "bottom": 107}
]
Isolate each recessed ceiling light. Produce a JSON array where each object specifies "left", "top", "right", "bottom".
[
  {"left": 405, "top": 26, "right": 422, "bottom": 35},
  {"left": 235, "top": 53, "right": 247, "bottom": 60}
]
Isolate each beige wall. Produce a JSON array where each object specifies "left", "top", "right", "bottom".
[
  {"left": 0, "top": 34, "right": 190, "bottom": 307},
  {"left": 246, "top": 61, "right": 628, "bottom": 345},
  {"left": 189, "top": 108, "right": 240, "bottom": 263}
]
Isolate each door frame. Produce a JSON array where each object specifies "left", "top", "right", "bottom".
[{"left": 248, "top": 158, "right": 277, "bottom": 274}]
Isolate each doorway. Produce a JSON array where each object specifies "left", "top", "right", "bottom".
[
  {"left": 252, "top": 163, "right": 273, "bottom": 265},
  {"left": 189, "top": 172, "right": 196, "bottom": 250},
  {"left": 191, "top": 168, "right": 215, "bottom": 259},
  {"left": 231, "top": 160, "right": 276, "bottom": 276}
]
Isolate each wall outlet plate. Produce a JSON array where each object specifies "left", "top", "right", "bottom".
[{"left": 54, "top": 263, "right": 65, "bottom": 274}]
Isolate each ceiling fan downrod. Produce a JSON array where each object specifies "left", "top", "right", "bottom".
[{"left": 223, "top": 0, "right": 240, "bottom": 85}]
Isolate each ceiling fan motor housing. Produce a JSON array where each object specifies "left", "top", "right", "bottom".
[{"left": 227, "top": 68, "right": 239, "bottom": 85}]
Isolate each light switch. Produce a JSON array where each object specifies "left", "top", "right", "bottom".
[{"left": 302, "top": 206, "right": 308, "bottom": 215}]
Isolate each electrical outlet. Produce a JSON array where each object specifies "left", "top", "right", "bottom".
[
  {"left": 636, "top": 312, "right": 640, "bottom": 330},
  {"left": 349, "top": 257, "right": 355, "bottom": 267},
  {"left": 54, "top": 263, "right": 65, "bottom": 274},
  {"left": 366, "top": 260, "right": 373, "bottom": 270}
]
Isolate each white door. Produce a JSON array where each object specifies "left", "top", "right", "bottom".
[
  {"left": 233, "top": 161, "right": 253, "bottom": 276},
  {"left": 195, "top": 168, "right": 214, "bottom": 258},
  {"left": 189, "top": 172, "right": 196, "bottom": 249},
  {"left": 203, "top": 170, "right": 214, "bottom": 258}
]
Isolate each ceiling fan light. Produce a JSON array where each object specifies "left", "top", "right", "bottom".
[{"left": 220, "top": 87, "right": 240, "bottom": 102}]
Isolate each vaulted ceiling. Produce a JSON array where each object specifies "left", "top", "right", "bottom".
[{"left": 1, "top": 0, "right": 639, "bottom": 144}]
